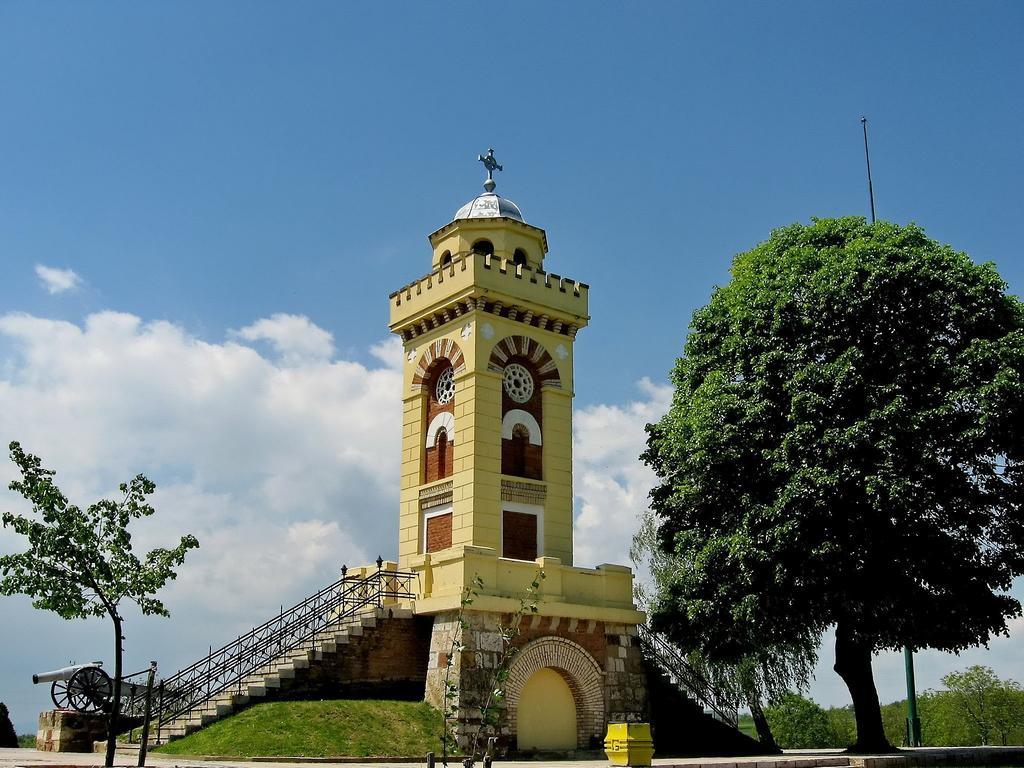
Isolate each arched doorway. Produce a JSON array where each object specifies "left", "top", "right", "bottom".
[
  {"left": 505, "top": 636, "right": 605, "bottom": 751},
  {"left": 517, "top": 668, "right": 577, "bottom": 750}
]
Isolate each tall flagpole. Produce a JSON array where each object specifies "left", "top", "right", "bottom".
[
  {"left": 861, "top": 117, "right": 877, "bottom": 223},
  {"left": 861, "top": 115, "right": 922, "bottom": 747}
]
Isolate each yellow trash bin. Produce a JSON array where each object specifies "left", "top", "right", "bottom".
[{"left": 603, "top": 722, "right": 655, "bottom": 767}]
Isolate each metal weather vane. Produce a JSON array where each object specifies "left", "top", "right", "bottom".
[{"left": 477, "top": 148, "right": 502, "bottom": 192}]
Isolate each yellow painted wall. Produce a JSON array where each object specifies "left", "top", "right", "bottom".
[
  {"left": 395, "top": 299, "right": 580, "bottom": 569},
  {"left": 392, "top": 212, "right": 599, "bottom": 592},
  {"left": 517, "top": 668, "right": 577, "bottom": 750},
  {"left": 428, "top": 217, "right": 548, "bottom": 271}
]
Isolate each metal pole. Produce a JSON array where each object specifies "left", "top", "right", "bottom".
[
  {"left": 860, "top": 116, "right": 876, "bottom": 224},
  {"left": 155, "top": 681, "right": 163, "bottom": 747},
  {"left": 137, "top": 661, "right": 158, "bottom": 766},
  {"left": 904, "top": 647, "right": 923, "bottom": 746},
  {"left": 862, "top": 117, "right": 921, "bottom": 746}
]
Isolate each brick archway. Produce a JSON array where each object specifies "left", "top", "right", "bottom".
[
  {"left": 505, "top": 636, "right": 604, "bottom": 749},
  {"left": 411, "top": 337, "right": 466, "bottom": 392},
  {"left": 487, "top": 335, "right": 562, "bottom": 390}
]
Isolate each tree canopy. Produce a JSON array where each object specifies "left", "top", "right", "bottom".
[
  {"left": 941, "top": 665, "right": 1024, "bottom": 746},
  {"left": 0, "top": 703, "right": 17, "bottom": 749},
  {"left": 1, "top": 442, "right": 198, "bottom": 766},
  {"left": 764, "top": 693, "right": 839, "bottom": 750},
  {"left": 642, "top": 218, "right": 1024, "bottom": 751}
]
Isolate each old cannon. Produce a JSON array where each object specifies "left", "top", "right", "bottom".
[{"left": 33, "top": 663, "right": 112, "bottom": 713}]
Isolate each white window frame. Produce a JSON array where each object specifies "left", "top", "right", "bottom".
[
  {"left": 422, "top": 503, "right": 454, "bottom": 554},
  {"left": 499, "top": 500, "right": 544, "bottom": 560},
  {"left": 501, "top": 409, "right": 542, "bottom": 445},
  {"left": 426, "top": 412, "right": 456, "bottom": 449}
]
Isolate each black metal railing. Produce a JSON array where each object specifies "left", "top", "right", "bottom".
[
  {"left": 123, "top": 568, "right": 416, "bottom": 742},
  {"left": 637, "top": 624, "right": 740, "bottom": 728}
]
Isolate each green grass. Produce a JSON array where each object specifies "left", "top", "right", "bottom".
[
  {"left": 153, "top": 700, "right": 446, "bottom": 758},
  {"left": 737, "top": 713, "right": 757, "bottom": 740}
]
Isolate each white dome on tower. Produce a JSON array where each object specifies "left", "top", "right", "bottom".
[{"left": 453, "top": 192, "right": 525, "bottom": 223}]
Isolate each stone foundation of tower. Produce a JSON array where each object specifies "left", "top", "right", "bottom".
[{"left": 424, "top": 608, "right": 648, "bottom": 753}]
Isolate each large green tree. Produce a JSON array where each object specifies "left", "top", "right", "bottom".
[
  {"left": 941, "top": 665, "right": 1024, "bottom": 746},
  {"left": 634, "top": 512, "right": 817, "bottom": 751},
  {"left": 0, "top": 442, "right": 199, "bottom": 767},
  {"left": 643, "top": 218, "right": 1024, "bottom": 752}
]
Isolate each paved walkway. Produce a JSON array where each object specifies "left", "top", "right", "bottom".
[{"left": 3, "top": 747, "right": 1024, "bottom": 768}]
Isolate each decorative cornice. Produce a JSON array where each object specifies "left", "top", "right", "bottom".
[
  {"left": 391, "top": 252, "right": 587, "bottom": 342},
  {"left": 399, "top": 295, "right": 582, "bottom": 343},
  {"left": 420, "top": 480, "right": 454, "bottom": 510},
  {"left": 501, "top": 479, "right": 547, "bottom": 505}
]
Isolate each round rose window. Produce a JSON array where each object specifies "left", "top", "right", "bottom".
[
  {"left": 503, "top": 363, "right": 534, "bottom": 403},
  {"left": 435, "top": 366, "right": 455, "bottom": 404}
]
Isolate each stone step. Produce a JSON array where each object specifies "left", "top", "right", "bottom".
[
  {"left": 141, "top": 602, "right": 415, "bottom": 745},
  {"left": 379, "top": 606, "right": 414, "bottom": 619}
]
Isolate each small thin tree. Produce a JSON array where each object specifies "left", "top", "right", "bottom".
[
  {"left": 0, "top": 442, "right": 199, "bottom": 767},
  {"left": 440, "top": 571, "right": 544, "bottom": 766}
]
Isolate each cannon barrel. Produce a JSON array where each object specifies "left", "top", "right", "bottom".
[{"left": 32, "top": 662, "right": 103, "bottom": 685}]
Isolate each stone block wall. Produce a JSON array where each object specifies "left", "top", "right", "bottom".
[
  {"left": 36, "top": 710, "right": 108, "bottom": 753},
  {"left": 295, "top": 612, "right": 432, "bottom": 700},
  {"left": 424, "top": 609, "right": 647, "bottom": 752}
]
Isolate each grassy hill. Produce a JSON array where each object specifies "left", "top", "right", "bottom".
[{"left": 153, "top": 700, "right": 445, "bottom": 758}]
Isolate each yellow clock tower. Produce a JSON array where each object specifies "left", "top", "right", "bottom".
[{"left": 388, "top": 152, "right": 647, "bottom": 751}]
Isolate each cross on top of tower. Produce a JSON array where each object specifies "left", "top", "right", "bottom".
[{"left": 477, "top": 148, "right": 502, "bottom": 193}]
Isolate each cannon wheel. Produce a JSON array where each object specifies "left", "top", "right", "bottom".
[
  {"left": 49, "top": 679, "right": 72, "bottom": 711},
  {"left": 67, "top": 666, "right": 113, "bottom": 713}
]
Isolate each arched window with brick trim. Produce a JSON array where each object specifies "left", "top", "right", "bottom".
[
  {"left": 424, "top": 362, "right": 456, "bottom": 483},
  {"left": 500, "top": 358, "right": 543, "bottom": 480}
]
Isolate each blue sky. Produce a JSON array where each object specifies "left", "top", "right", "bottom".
[{"left": 1, "top": 0, "right": 1023, "bottom": 735}]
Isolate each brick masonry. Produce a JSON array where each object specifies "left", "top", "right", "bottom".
[
  {"left": 426, "top": 512, "right": 453, "bottom": 553},
  {"left": 501, "top": 435, "right": 543, "bottom": 480},
  {"left": 424, "top": 609, "right": 648, "bottom": 752},
  {"left": 502, "top": 510, "right": 537, "bottom": 561},
  {"left": 425, "top": 363, "right": 456, "bottom": 484},
  {"left": 268, "top": 612, "right": 433, "bottom": 702},
  {"left": 500, "top": 355, "right": 545, "bottom": 481}
]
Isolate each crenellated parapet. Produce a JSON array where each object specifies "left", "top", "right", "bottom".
[{"left": 388, "top": 251, "right": 589, "bottom": 341}]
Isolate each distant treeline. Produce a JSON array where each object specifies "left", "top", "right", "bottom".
[{"left": 745, "top": 665, "right": 1024, "bottom": 749}]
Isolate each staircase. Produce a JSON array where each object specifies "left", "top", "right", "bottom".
[
  {"left": 637, "top": 624, "right": 740, "bottom": 727},
  {"left": 120, "top": 567, "right": 418, "bottom": 746},
  {"left": 638, "top": 625, "right": 765, "bottom": 755}
]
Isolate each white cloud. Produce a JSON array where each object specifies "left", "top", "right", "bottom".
[
  {"left": 232, "top": 313, "right": 336, "bottom": 365},
  {"left": 0, "top": 310, "right": 400, "bottom": 731},
  {"left": 1, "top": 310, "right": 1021, "bottom": 733},
  {"left": 572, "top": 377, "right": 672, "bottom": 569},
  {"left": 34, "top": 264, "right": 82, "bottom": 294}
]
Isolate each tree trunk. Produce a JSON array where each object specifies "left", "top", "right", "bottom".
[
  {"left": 104, "top": 614, "right": 123, "bottom": 768},
  {"left": 833, "top": 619, "right": 893, "bottom": 753},
  {"left": 748, "top": 696, "right": 779, "bottom": 753}
]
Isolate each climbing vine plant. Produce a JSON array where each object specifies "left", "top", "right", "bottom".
[{"left": 441, "top": 570, "right": 545, "bottom": 766}]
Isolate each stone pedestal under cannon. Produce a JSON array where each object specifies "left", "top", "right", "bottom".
[{"left": 36, "top": 709, "right": 108, "bottom": 753}]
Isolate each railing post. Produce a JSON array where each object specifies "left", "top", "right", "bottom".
[
  {"left": 376, "top": 556, "right": 384, "bottom": 608},
  {"left": 155, "top": 680, "right": 164, "bottom": 746},
  {"left": 137, "top": 661, "right": 158, "bottom": 766}
]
